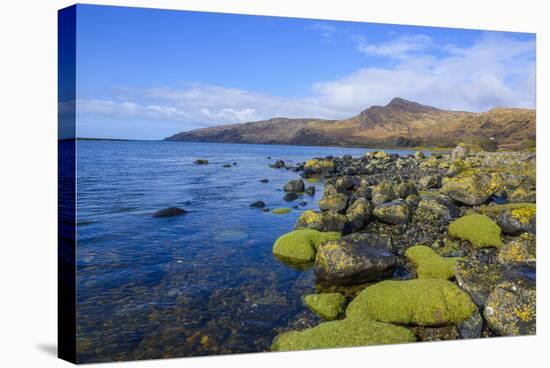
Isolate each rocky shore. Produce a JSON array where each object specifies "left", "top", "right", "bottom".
[{"left": 270, "top": 144, "right": 536, "bottom": 350}]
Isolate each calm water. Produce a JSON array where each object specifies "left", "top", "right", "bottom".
[{"left": 75, "top": 140, "right": 419, "bottom": 362}]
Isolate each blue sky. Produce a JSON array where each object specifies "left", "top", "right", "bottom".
[{"left": 72, "top": 4, "right": 536, "bottom": 140}]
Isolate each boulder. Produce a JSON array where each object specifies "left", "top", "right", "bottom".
[
  {"left": 508, "top": 186, "right": 536, "bottom": 203},
  {"left": 152, "top": 207, "right": 187, "bottom": 217},
  {"left": 271, "top": 317, "right": 415, "bottom": 352},
  {"left": 441, "top": 169, "right": 502, "bottom": 206},
  {"left": 371, "top": 182, "right": 396, "bottom": 206},
  {"left": 418, "top": 175, "right": 442, "bottom": 189},
  {"left": 315, "top": 234, "right": 397, "bottom": 285},
  {"left": 451, "top": 144, "right": 470, "bottom": 162},
  {"left": 413, "top": 195, "right": 459, "bottom": 222},
  {"left": 319, "top": 193, "right": 349, "bottom": 213},
  {"left": 373, "top": 200, "right": 411, "bottom": 224},
  {"left": 272, "top": 229, "right": 341, "bottom": 263},
  {"left": 283, "top": 192, "right": 299, "bottom": 202},
  {"left": 484, "top": 278, "right": 536, "bottom": 336},
  {"left": 283, "top": 179, "right": 305, "bottom": 193},
  {"left": 346, "top": 279, "right": 476, "bottom": 326},
  {"left": 303, "top": 159, "right": 334, "bottom": 177},
  {"left": 303, "top": 293, "right": 346, "bottom": 320},
  {"left": 194, "top": 159, "right": 209, "bottom": 165},
  {"left": 304, "top": 186, "right": 316, "bottom": 196},
  {"left": 496, "top": 206, "right": 536, "bottom": 235},
  {"left": 405, "top": 245, "right": 462, "bottom": 280},
  {"left": 448, "top": 214, "right": 503, "bottom": 248},
  {"left": 497, "top": 233, "right": 536, "bottom": 264},
  {"left": 396, "top": 181, "right": 418, "bottom": 199},
  {"left": 345, "top": 198, "right": 372, "bottom": 232},
  {"left": 334, "top": 176, "right": 355, "bottom": 192},
  {"left": 457, "top": 311, "right": 484, "bottom": 339}
]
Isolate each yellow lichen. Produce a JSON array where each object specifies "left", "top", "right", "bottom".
[{"left": 510, "top": 207, "right": 536, "bottom": 224}]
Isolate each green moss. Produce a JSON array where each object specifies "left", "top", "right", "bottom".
[
  {"left": 306, "top": 177, "right": 319, "bottom": 183},
  {"left": 271, "top": 317, "right": 415, "bottom": 351},
  {"left": 272, "top": 229, "right": 341, "bottom": 263},
  {"left": 346, "top": 279, "right": 476, "bottom": 326},
  {"left": 448, "top": 214, "right": 503, "bottom": 248},
  {"left": 478, "top": 203, "right": 536, "bottom": 216},
  {"left": 405, "top": 245, "right": 462, "bottom": 280},
  {"left": 303, "top": 293, "right": 346, "bottom": 320},
  {"left": 272, "top": 208, "right": 291, "bottom": 214}
]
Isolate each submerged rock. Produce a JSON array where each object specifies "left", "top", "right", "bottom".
[
  {"left": 405, "top": 245, "right": 462, "bottom": 280},
  {"left": 315, "top": 234, "right": 397, "bottom": 285},
  {"left": 346, "top": 279, "right": 476, "bottom": 326},
  {"left": 272, "top": 208, "right": 291, "bottom": 215},
  {"left": 194, "top": 159, "right": 209, "bottom": 165},
  {"left": 303, "top": 293, "right": 346, "bottom": 320},
  {"left": 259, "top": 178, "right": 270, "bottom": 183},
  {"left": 373, "top": 200, "right": 411, "bottom": 224},
  {"left": 269, "top": 159, "right": 285, "bottom": 169},
  {"left": 448, "top": 214, "right": 503, "bottom": 248},
  {"left": 272, "top": 229, "right": 340, "bottom": 263},
  {"left": 271, "top": 317, "right": 415, "bottom": 351},
  {"left": 152, "top": 207, "right": 187, "bottom": 217},
  {"left": 283, "top": 192, "right": 299, "bottom": 202}
]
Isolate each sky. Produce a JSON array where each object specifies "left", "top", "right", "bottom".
[{"left": 72, "top": 4, "right": 536, "bottom": 140}]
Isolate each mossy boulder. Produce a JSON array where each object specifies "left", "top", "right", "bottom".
[
  {"left": 418, "top": 175, "right": 442, "bottom": 189},
  {"left": 396, "top": 181, "right": 418, "bottom": 199},
  {"left": 413, "top": 195, "right": 459, "bottom": 222},
  {"left": 441, "top": 169, "right": 502, "bottom": 205},
  {"left": 448, "top": 214, "right": 503, "bottom": 248},
  {"left": 373, "top": 200, "right": 411, "bottom": 224},
  {"left": 315, "top": 234, "right": 397, "bottom": 285},
  {"left": 273, "top": 229, "right": 340, "bottom": 263},
  {"left": 295, "top": 210, "right": 324, "bottom": 231},
  {"left": 509, "top": 186, "right": 536, "bottom": 203},
  {"left": 272, "top": 208, "right": 291, "bottom": 214},
  {"left": 496, "top": 206, "right": 536, "bottom": 235},
  {"left": 319, "top": 193, "right": 349, "bottom": 213},
  {"left": 371, "top": 182, "right": 396, "bottom": 206},
  {"left": 478, "top": 202, "right": 536, "bottom": 216},
  {"left": 405, "top": 245, "right": 462, "bottom": 280},
  {"left": 346, "top": 279, "right": 476, "bottom": 326},
  {"left": 345, "top": 198, "right": 372, "bottom": 232},
  {"left": 304, "top": 159, "right": 335, "bottom": 176},
  {"left": 303, "top": 293, "right": 346, "bottom": 320},
  {"left": 497, "top": 233, "right": 536, "bottom": 264},
  {"left": 271, "top": 317, "right": 415, "bottom": 352},
  {"left": 484, "top": 278, "right": 536, "bottom": 336}
]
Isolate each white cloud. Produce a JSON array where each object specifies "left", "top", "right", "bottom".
[
  {"left": 358, "top": 34, "right": 433, "bottom": 58},
  {"left": 77, "top": 34, "right": 535, "bottom": 131}
]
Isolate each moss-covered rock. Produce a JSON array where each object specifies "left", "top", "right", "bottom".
[
  {"left": 484, "top": 278, "right": 536, "bottom": 336},
  {"left": 272, "top": 208, "right": 292, "bottom": 214},
  {"left": 509, "top": 186, "right": 536, "bottom": 203},
  {"left": 304, "top": 159, "right": 335, "bottom": 176},
  {"left": 373, "top": 200, "right": 411, "bottom": 224},
  {"left": 346, "top": 279, "right": 476, "bottom": 326},
  {"left": 345, "top": 198, "right": 372, "bottom": 232},
  {"left": 295, "top": 210, "right": 324, "bottom": 231},
  {"left": 319, "top": 193, "right": 349, "bottom": 213},
  {"left": 478, "top": 202, "right": 536, "bottom": 216},
  {"left": 405, "top": 245, "right": 462, "bottom": 280},
  {"left": 441, "top": 169, "right": 502, "bottom": 205},
  {"left": 272, "top": 229, "right": 340, "bottom": 263},
  {"left": 315, "top": 234, "right": 397, "bottom": 285},
  {"left": 371, "top": 182, "right": 396, "bottom": 206},
  {"left": 448, "top": 214, "right": 503, "bottom": 248},
  {"left": 397, "top": 181, "right": 418, "bottom": 199},
  {"left": 497, "top": 233, "right": 536, "bottom": 264},
  {"left": 271, "top": 317, "right": 415, "bottom": 351},
  {"left": 303, "top": 293, "right": 346, "bottom": 320},
  {"left": 496, "top": 206, "right": 536, "bottom": 235},
  {"left": 413, "top": 195, "right": 459, "bottom": 222}
]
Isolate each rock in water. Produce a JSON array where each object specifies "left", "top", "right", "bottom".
[
  {"left": 315, "top": 234, "right": 397, "bottom": 285},
  {"left": 303, "top": 293, "right": 346, "bottom": 320},
  {"left": 249, "top": 201, "right": 266, "bottom": 208},
  {"left": 283, "top": 192, "right": 299, "bottom": 202},
  {"left": 259, "top": 178, "right": 270, "bottom": 183},
  {"left": 304, "top": 186, "right": 316, "bottom": 195},
  {"left": 346, "top": 279, "right": 476, "bottom": 326},
  {"left": 283, "top": 179, "right": 305, "bottom": 193},
  {"left": 373, "top": 200, "right": 411, "bottom": 224},
  {"left": 270, "top": 159, "right": 285, "bottom": 168},
  {"left": 194, "top": 159, "right": 209, "bottom": 165},
  {"left": 152, "top": 207, "right": 187, "bottom": 217},
  {"left": 272, "top": 229, "right": 341, "bottom": 264}
]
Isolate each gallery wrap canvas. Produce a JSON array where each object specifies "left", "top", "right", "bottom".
[{"left": 58, "top": 4, "right": 536, "bottom": 364}]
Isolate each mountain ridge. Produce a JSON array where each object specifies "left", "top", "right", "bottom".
[{"left": 165, "top": 98, "right": 535, "bottom": 150}]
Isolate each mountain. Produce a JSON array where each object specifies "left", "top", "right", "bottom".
[{"left": 164, "top": 98, "right": 536, "bottom": 150}]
